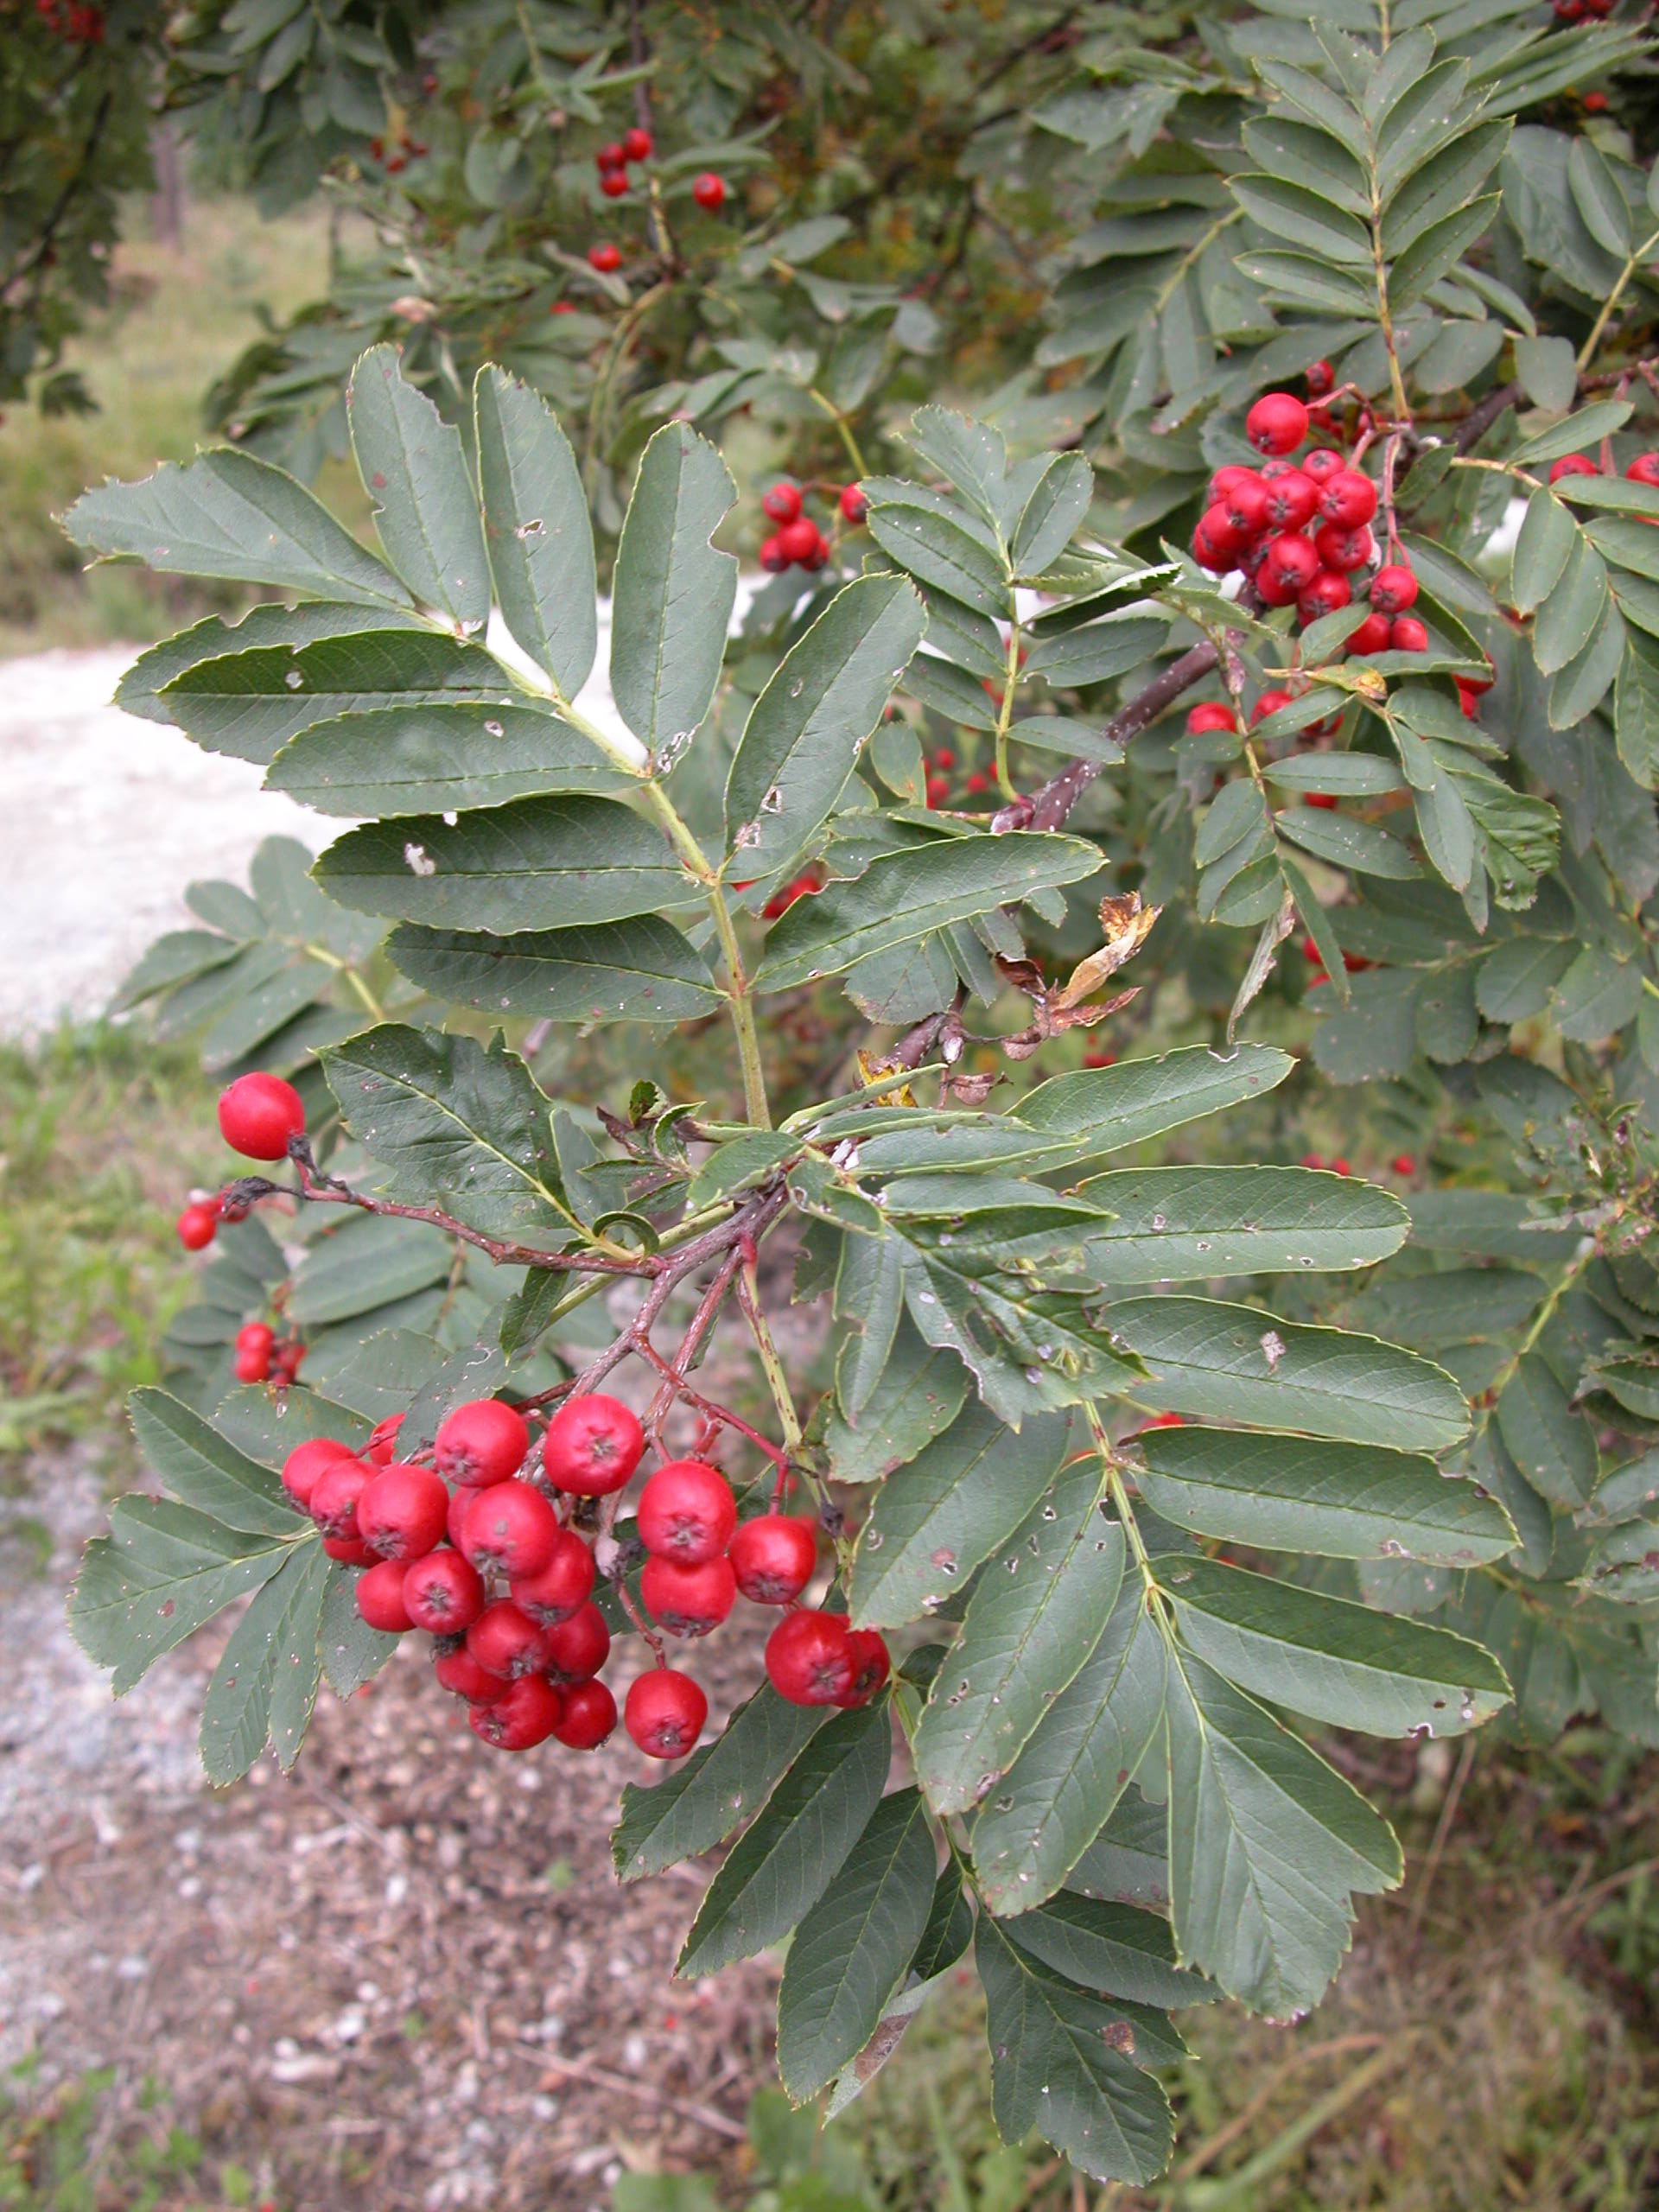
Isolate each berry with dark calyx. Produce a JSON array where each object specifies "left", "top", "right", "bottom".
[
  {"left": 1369, "top": 563, "right": 1418, "bottom": 616},
  {"left": 434, "top": 1643, "right": 505, "bottom": 1702},
  {"left": 1262, "top": 469, "right": 1318, "bottom": 531},
  {"left": 217, "top": 1072, "right": 304, "bottom": 1161},
  {"left": 359, "top": 1463, "right": 449, "bottom": 1561},
  {"left": 776, "top": 515, "right": 820, "bottom": 565},
  {"left": 1626, "top": 453, "right": 1659, "bottom": 487},
  {"left": 1313, "top": 521, "right": 1375, "bottom": 573},
  {"left": 460, "top": 1479, "right": 558, "bottom": 1579},
  {"left": 1302, "top": 448, "right": 1344, "bottom": 483},
  {"left": 690, "top": 171, "right": 726, "bottom": 210},
  {"left": 355, "top": 1559, "right": 413, "bottom": 1633},
  {"left": 1255, "top": 531, "right": 1320, "bottom": 606},
  {"left": 621, "top": 125, "right": 652, "bottom": 162},
  {"left": 624, "top": 1669, "right": 707, "bottom": 1758},
  {"left": 1217, "top": 472, "right": 1270, "bottom": 537},
  {"left": 1250, "top": 688, "right": 1294, "bottom": 726},
  {"left": 271, "top": 1340, "right": 304, "bottom": 1383},
  {"left": 640, "top": 1554, "right": 737, "bottom": 1637},
  {"left": 600, "top": 168, "right": 629, "bottom": 197},
  {"left": 541, "top": 1393, "right": 644, "bottom": 1497},
  {"left": 1348, "top": 611, "right": 1394, "bottom": 655},
  {"left": 1306, "top": 359, "right": 1335, "bottom": 397},
  {"left": 281, "top": 1437, "right": 353, "bottom": 1510},
  {"left": 471, "top": 1676, "right": 563, "bottom": 1751},
  {"left": 1548, "top": 454, "right": 1598, "bottom": 483},
  {"left": 1192, "top": 505, "right": 1247, "bottom": 572},
  {"left": 509, "top": 1526, "right": 595, "bottom": 1624},
  {"left": 1318, "top": 469, "right": 1378, "bottom": 528},
  {"left": 365, "top": 1413, "right": 404, "bottom": 1466},
  {"left": 1389, "top": 615, "right": 1429, "bottom": 653},
  {"left": 595, "top": 142, "right": 626, "bottom": 170},
  {"left": 404, "top": 1548, "right": 486, "bottom": 1633},
  {"left": 759, "top": 534, "right": 789, "bottom": 573},
  {"left": 1297, "top": 569, "right": 1351, "bottom": 622},
  {"left": 467, "top": 1599, "right": 551, "bottom": 1681},
  {"left": 542, "top": 1601, "right": 611, "bottom": 1683},
  {"left": 321, "top": 1531, "right": 374, "bottom": 1566},
  {"left": 588, "top": 242, "right": 622, "bottom": 273},
  {"left": 729, "top": 1514, "right": 817, "bottom": 1604},
  {"left": 836, "top": 1629, "right": 891, "bottom": 1707},
  {"left": 761, "top": 481, "right": 803, "bottom": 524},
  {"left": 176, "top": 1203, "right": 218, "bottom": 1251},
  {"left": 1185, "top": 702, "right": 1237, "bottom": 735},
  {"left": 638, "top": 1459, "right": 736, "bottom": 1562},
  {"left": 232, "top": 1346, "right": 270, "bottom": 1384},
  {"left": 801, "top": 531, "right": 830, "bottom": 571},
  {"left": 839, "top": 483, "right": 868, "bottom": 524},
  {"left": 235, "top": 1321, "right": 275, "bottom": 1358},
  {"left": 310, "top": 1458, "right": 369, "bottom": 1541},
  {"left": 1245, "top": 391, "right": 1309, "bottom": 456},
  {"left": 553, "top": 1678, "right": 617, "bottom": 1750},
  {"left": 765, "top": 1609, "right": 855, "bottom": 1706},
  {"left": 434, "top": 1397, "right": 527, "bottom": 1486}
]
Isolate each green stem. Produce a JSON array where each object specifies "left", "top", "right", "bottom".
[
  {"left": 303, "top": 943, "right": 386, "bottom": 1024},
  {"left": 1578, "top": 226, "right": 1659, "bottom": 375},
  {"left": 1085, "top": 1404, "right": 1163, "bottom": 1605},
  {"left": 992, "top": 609, "right": 1022, "bottom": 803},
  {"left": 809, "top": 387, "right": 868, "bottom": 479},
  {"left": 737, "top": 1254, "right": 802, "bottom": 1448}
]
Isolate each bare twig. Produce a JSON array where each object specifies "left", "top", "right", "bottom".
[{"left": 513, "top": 2044, "right": 747, "bottom": 2139}]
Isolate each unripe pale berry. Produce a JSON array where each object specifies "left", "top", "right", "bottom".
[
  {"left": 471, "top": 1675, "right": 563, "bottom": 1751},
  {"left": 281, "top": 1437, "right": 353, "bottom": 1510},
  {"left": 640, "top": 1554, "right": 737, "bottom": 1637},
  {"left": 176, "top": 1204, "right": 217, "bottom": 1250},
  {"left": 358, "top": 1463, "right": 449, "bottom": 1561},
  {"left": 355, "top": 1558, "right": 413, "bottom": 1633},
  {"left": 729, "top": 1514, "right": 817, "bottom": 1604},
  {"left": 542, "top": 1601, "right": 611, "bottom": 1683},
  {"left": 217, "top": 1072, "right": 304, "bottom": 1161},
  {"left": 541, "top": 1393, "right": 644, "bottom": 1497},
  {"left": 1244, "top": 391, "right": 1308, "bottom": 457},
  {"left": 624, "top": 1669, "right": 707, "bottom": 1758},
  {"left": 403, "top": 1548, "right": 486, "bottom": 1632},
  {"left": 509, "top": 1527, "right": 595, "bottom": 1624},
  {"left": 636, "top": 1459, "right": 736, "bottom": 1563},
  {"left": 460, "top": 1479, "right": 558, "bottom": 1579},
  {"left": 553, "top": 1678, "right": 618, "bottom": 1750},
  {"left": 765, "top": 1609, "right": 855, "bottom": 1706},
  {"left": 434, "top": 1398, "right": 527, "bottom": 1486}
]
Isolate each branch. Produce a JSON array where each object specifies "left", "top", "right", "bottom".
[
  {"left": 992, "top": 639, "right": 1222, "bottom": 835},
  {"left": 277, "top": 1155, "right": 650, "bottom": 1275},
  {"left": 1452, "top": 381, "right": 1518, "bottom": 454}
]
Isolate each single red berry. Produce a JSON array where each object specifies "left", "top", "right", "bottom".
[
  {"left": 359, "top": 1463, "right": 449, "bottom": 1561},
  {"left": 467, "top": 1599, "right": 552, "bottom": 1680},
  {"left": 281, "top": 1437, "right": 353, "bottom": 1510},
  {"left": 310, "top": 1459, "right": 369, "bottom": 1541},
  {"left": 775, "top": 515, "right": 820, "bottom": 566},
  {"left": 232, "top": 1347, "right": 270, "bottom": 1384},
  {"left": 765, "top": 1610, "right": 855, "bottom": 1706},
  {"left": 1142, "top": 1411, "right": 1186, "bottom": 1430},
  {"left": 1390, "top": 1154, "right": 1417, "bottom": 1176},
  {"left": 1313, "top": 521, "right": 1375, "bottom": 573},
  {"left": 355, "top": 1559, "right": 413, "bottom": 1633},
  {"left": 1255, "top": 532, "right": 1320, "bottom": 605},
  {"left": 422, "top": 70, "right": 438, "bottom": 92},
  {"left": 234, "top": 1321, "right": 275, "bottom": 1358},
  {"left": 541, "top": 1394, "right": 645, "bottom": 1497},
  {"left": 471, "top": 1675, "right": 563, "bottom": 1751},
  {"left": 365, "top": 1413, "right": 404, "bottom": 1466},
  {"left": 636, "top": 1459, "right": 737, "bottom": 1562},
  {"left": 1185, "top": 702, "right": 1236, "bottom": 735},
  {"left": 1626, "top": 453, "right": 1659, "bottom": 487},
  {"left": 321, "top": 1532, "right": 374, "bottom": 1565},
  {"left": 1262, "top": 469, "right": 1319, "bottom": 531},
  {"left": 925, "top": 774, "right": 950, "bottom": 807},
  {"left": 271, "top": 1340, "right": 304, "bottom": 1382},
  {"left": 802, "top": 529, "right": 830, "bottom": 571},
  {"left": 1218, "top": 472, "right": 1271, "bottom": 536},
  {"left": 509, "top": 1527, "right": 595, "bottom": 1624},
  {"left": 836, "top": 1629, "right": 890, "bottom": 1707},
  {"left": 542, "top": 1601, "right": 611, "bottom": 1683},
  {"left": 1389, "top": 615, "right": 1429, "bottom": 653},
  {"left": 600, "top": 168, "right": 629, "bottom": 198},
  {"left": 1457, "top": 680, "right": 1479, "bottom": 721},
  {"left": 1302, "top": 448, "right": 1344, "bottom": 483},
  {"left": 435, "top": 1643, "right": 505, "bottom": 1702},
  {"left": 1369, "top": 563, "right": 1418, "bottom": 616},
  {"left": 1304, "top": 792, "right": 1339, "bottom": 809},
  {"left": 691, "top": 171, "right": 726, "bottom": 211},
  {"left": 762, "top": 481, "right": 803, "bottom": 524},
  {"left": 553, "top": 1678, "right": 617, "bottom": 1750},
  {"left": 588, "top": 242, "right": 622, "bottom": 273},
  {"left": 759, "top": 534, "right": 789, "bottom": 573},
  {"left": 761, "top": 871, "right": 818, "bottom": 918},
  {"left": 625, "top": 1669, "right": 707, "bottom": 1758},
  {"left": 176, "top": 1203, "right": 218, "bottom": 1251},
  {"left": 1250, "top": 689, "right": 1294, "bottom": 726},
  {"left": 1332, "top": 1157, "right": 1352, "bottom": 1176},
  {"left": 595, "top": 142, "right": 626, "bottom": 171},
  {"left": 460, "top": 1479, "right": 558, "bottom": 1579},
  {"left": 1192, "top": 505, "right": 1247, "bottom": 572},
  {"left": 434, "top": 1398, "right": 527, "bottom": 1486},
  {"left": 1297, "top": 569, "right": 1351, "bottom": 622},
  {"left": 1245, "top": 391, "right": 1309, "bottom": 457},
  {"left": 1548, "top": 454, "right": 1598, "bottom": 482},
  {"left": 964, "top": 771, "right": 990, "bottom": 794},
  {"left": 621, "top": 126, "right": 652, "bottom": 162},
  {"left": 404, "top": 1548, "right": 486, "bottom": 1632},
  {"left": 839, "top": 483, "right": 868, "bottom": 524},
  {"left": 1306, "top": 359, "right": 1335, "bottom": 397},
  {"left": 1318, "top": 469, "right": 1378, "bottom": 529},
  {"left": 641, "top": 1554, "right": 737, "bottom": 1637},
  {"left": 1348, "top": 611, "right": 1394, "bottom": 655},
  {"left": 217, "top": 1072, "right": 304, "bottom": 1161},
  {"left": 728, "top": 1515, "right": 817, "bottom": 1605},
  {"left": 932, "top": 747, "right": 956, "bottom": 770}
]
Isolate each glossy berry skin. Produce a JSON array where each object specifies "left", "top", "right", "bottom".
[
  {"left": 542, "top": 1601, "right": 611, "bottom": 1683},
  {"left": 232, "top": 1346, "right": 270, "bottom": 1384},
  {"left": 217, "top": 1072, "right": 305, "bottom": 1161},
  {"left": 1369, "top": 563, "right": 1418, "bottom": 616},
  {"left": 759, "top": 534, "right": 789, "bottom": 573},
  {"left": 1193, "top": 505, "right": 1246, "bottom": 567},
  {"left": 836, "top": 1629, "right": 891, "bottom": 1708},
  {"left": 403, "top": 1548, "right": 486, "bottom": 1633},
  {"left": 765, "top": 1610, "right": 855, "bottom": 1706},
  {"left": 1627, "top": 453, "right": 1659, "bottom": 487},
  {"left": 1217, "top": 473, "right": 1270, "bottom": 536},
  {"left": 467, "top": 1599, "right": 551, "bottom": 1681},
  {"left": 1255, "top": 532, "right": 1320, "bottom": 606},
  {"left": 509, "top": 1527, "right": 595, "bottom": 1625},
  {"left": 636, "top": 1459, "right": 736, "bottom": 1562},
  {"left": 729, "top": 1514, "right": 818, "bottom": 1604},
  {"left": 1244, "top": 391, "right": 1308, "bottom": 457},
  {"left": 460, "top": 1479, "right": 558, "bottom": 1579},
  {"left": 1348, "top": 611, "right": 1394, "bottom": 655},
  {"left": 1297, "top": 569, "right": 1351, "bottom": 622},
  {"left": 321, "top": 1532, "right": 374, "bottom": 1566},
  {"left": 595, "top": 141, "right": 626, "bottom": 170},
  {"left": 1389, "top": 615, "right": 1429, "bottom": 653},
  {"left": 1250, "top": 688, "right": 1294, "bottom": 726},
  {"left": 434, "top": 1398, "right": 527, "bottom": 1486},
  {"left": 553, "top": 1678, "right": 617, "bottom": 1750},
  {"left": 1302, "top": 448, "right": 1344, "bottom": 483},
  {"left": 444, "top": 1483, "right": 478, "bottom": 1549},
  {"left": 621, "top": 126, "right": 652, "bottom": 162},
  {"left": 1262, "top": 469, "right": 1319, "bottom": 531},
  {"left": 281, "top": 1437, "right": 353, "bottom": 1510},
  {"left": 1313, "top": 522, "right": 1375, "bottom": 573},
  {"left": 600, "top": 168, "right": 628, "bottom": 197},
  {"left": 310, "top": 1459, "right": 369, "bottom": 1541},
  {"left": 1185, "top": 702, "right": 1236, "bottom": 736},
  {"left": 690, "top": 171, "right": 726, "bottom": 210},
  {"left": 434, "top": 1644, "right": 505, "bottom": 1702},
  {"left": 365, "top": 1413, "right": 404, "bottom": 1466},
  {"left": 762, "top": 481, "right": 802, "bottom": 524},
  {"left": 839, "top": 483, "right": 868, "bottom": 524},
  {"left": 355, "top": 1558, "right": 413, "bottom": 1633},
  {"left": 776, "top": 515, "right": 821, "bottom": 565},
  {"left": 640, "top": 1554, "right": 737, "bottom": 1637},
  {"left": 471, "top": 1675, "right": 563, "bottom": 1751},
  {"left": 1206, "top": 463, "right": 1256, "bottom": 505},
  {"left": 587, "top": 242, "right": 621, "bottom": 273},
  {"left": 541, "top": 1393, "right": 644, "bottom": 1497},
  {"left": 176, "top": 1203, "right": 218, "bottom": 1251},
  {"left": 358, "top": 1463, "right": 449, "bottom": 1561},
  {"left": 1317, "top": 469, "right": 1377, "bottom": 528},
  {"left": 234, "top": 1321, "right": 275, "bottom": 1358},
  {"left": 1306, "top": 358, "right": 1335, "bottom": 397},
  {"left": 1549, "top": 454, "right": 1598, "bottom": 483},
  {"left": 625, "top": 1669, "right": 707, "bottom": 1758}
]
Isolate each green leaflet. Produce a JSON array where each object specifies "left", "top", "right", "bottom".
[
  {"left": 474, "top": 365, "right": 597, "bottom": 697},
  {"left": 613, "top": 1684, "right": 827, "bottom": 1882},
  {"left": 611, "top": 422, "right": 738, "bottom": 757},
  {"left": 824, "top": 1313, "right": 970, "bottom": 1484},
  {"left": 1071, "top": 1166, "right": 1408, "bottom": 1281},
  {"left": 199, "top": 1541, "right": 331, "bottom": 1783},
  {"left": 347, "top": 344, "right": 492, "bottom": 626},
  {"left": 384, "top": 917, "right": 721, "bottom": 1024},
  {"left": 265, "top": 702, "right": 626, "bottom": 816},
  {"left": 128, "top": 1387, "right": 306, "bottom": 1537}
]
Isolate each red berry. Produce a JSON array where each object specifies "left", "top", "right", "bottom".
[
  {"left": 588, "top": 243, "right": 622, "bottom": 273},
  {"left": 691, "top": 171, "right": 726, "bottom": 211},
  {"left": 542, "top": 1601, "right": 611, "bottom": 1683},
  {"left": 404, "top": 1548, "right": 486, "bottom": 1632},
  {"left": 1255, "top": 532, "right": 1320, "bottom": 605},
  {"left": 964, "top": 771, "right": 989, "bottom": 794},
  {"left": 217, "top": 1072, "right": 304, "bottom": 1161},
  {"left": 467, "top": 1599, "right": 551, "bottom": 1680},
  {"left": 435, "top": 1644, "right": 505, "bottom": 1702},
  {"left": 801, "top": 530, "right": 830, "bottom": 572},
  {"left": 1313, "top": 521, "right": 1375, "bottom": 573},
  {"left": 636, "top": 1459, "right": 736, "bottom": 1562},
  {"left": 759, "top": 534, "right": 789, "bottom": 573},
  {"left": 235, "top": 1321, "right": 275, "bottom": 1357},
  {"left": 1549, "top": 454, "right": 1598, "bottom": 483},
  {"left": 355, "top": 1559, "right": 413, "bottom": 1633},
  {"left": 271, "top": 1340, "right": 304, "bottom": 1382},
  {"left": 1304, "top": 792, "right": 1338, "bottom": 809},
  {"left": 624, "top": 1669, "right": 707, "bottom": 1758},
  {"left": 1185, "top": 702, "right": 1237, "bottom": 735},
  {"left": 1318, "top": 469, "right": 1378, "bottom": 528},
  {"left": 1245, "top": 391, "right": 1309, "bottom": 457},
  {"left": 1262, "top": 469, "right": 1319, "bottom": 531},
  {"left": 310, "top": 1459, "right": 369, "bottom": 1541},
  {"left": 176, "top": 1203, "right": 218, "bottom": 1251},
  {"left": 434, "top": 1398, "right": 527, "bottom": 1486},
  {"left": 1626, "top": 453, "right": 1659, "bottom": 487},
  {"left": 925, "top": 774, "right": 950, "bottom": 807},
  {"left": 765, "top": 1610, "right": 855, "bottom": 1705},
  {"left": 932, "top": 747, "right": 957, "bottom": 770},
  {"left": 762, "top": 482, "right": 803, "bottom": 524},
  {"left": 460, "top": 1480, "right": 558, "bottom": 1579},
  {"left": 836, "top": 1629, "right": 891, "bottom": 1707},
  {"left": 839, "top": 483, "right": 868, "bottom": 524},
  {"left": 1348, "top": 611, "right": 1394, "bottom": 655},
  {"left": 1218, "top": 472, "right": 1271, "bottom": 536},
  {"left": 1250, "top": 688, "right": 1294, "bottom": 725},
  {"left": 640, "top": 1554, "right": 737, "bottom": 1637},
  {"left": 232, "top": 1346, "right": 270, "bottom": 1384},
  {"left": 600, "top": 168, "right": 629, "bottom": 198},
  {"left": 621, "top": 126, "right": 652, "bottom": 162},
  {"left": 776, "top": 515, "right": 820, "bottom": 565},
  {"left": 1332, "top": 1157, "right": 1351, "bottom": 1177},
  {"left": 1192, "top": 505, "right": 1247, "bottom": 573},
  {"left": 1297, "top": 569, "right": 1351, "bottom": 622},
  {"left": 1302, "top": 448, "right": 1344, "bottom": 483},
  {"left": 471, "top": 1676, "right": 563, "bottom": 1751},
  {"left": 1369, "top": 563, "right": 1418, "bottom": 616},
  {"left": 1389, "top": 615, "right": 1429, "bottom": 653},
  {"left": 761, "top": 871, "right": 819, "bottom": 918},
  {"left": 365, "top": 1413, "right": 404, "bottom": 1466},
  {"left": 730, "top": 1515, "right": 817, "bottom": 1604},
  {"left": 321, "top": 1532, "right": 374, "bottom": 1566},
  {"left": 446, "top": 1483, "right": 480, "bottom": 1550},
  {"left": 358, "top": 1462, "right": 448, "bottom": 1561},
  {"left": 1306, "top": 359, "right": 1335, "bottom": 397},
  {"left": 1142, "top": 1411, "right": 1186, "bottom": 1431},
  {"left": 1391, "top": 1154, "right": 1417, "bottom": 1176},
  {"left": 541, "top": 1393, "right": 644, "bottom": 1497},
  {"left": 595, "top": 142, "right": 626, "bottom": 170},
  {"left": 509, "top": 1527, "right": 595, "bottom": 1624},
  {"left": 281, "top": 1437, "right": 353, "bottom": 1510},
  {"left": 553, "top": 1678, "right": 617, "bottom": 1750}
]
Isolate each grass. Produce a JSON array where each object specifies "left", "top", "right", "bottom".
[{"left": 0, "top": 2057, "right": 265, "bottom": 2211}]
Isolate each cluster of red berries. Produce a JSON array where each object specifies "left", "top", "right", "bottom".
[
  {"left": 35, "top": 0, "right": 104, "bottom": 39},
  {"left": 757, "top": 480, "right": 865, "bottom": 574},
  {"left": 232, "top": 1322, "right": 304, "bottom": 1388},
  {"left": 1553, "top": 0, "right": 1617, "bottom": 19},
  {"left": 175, "top": 1072, "right": 306, "bottom": 1251},
  {"left": 594, "top": 126, "right": 655, "bottom": 197},
  {"left": 366, "top": 131, "right": 427, "bottom": 174},
  {"left": 918, "top": 743, "right": 994, "bottom": 809},
  {"left": 1550, "top": 448, "right": 1659, "bottom": 488},
  {"left": 1191, "top": 386, "right": 1426, "bottom": 658}
]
